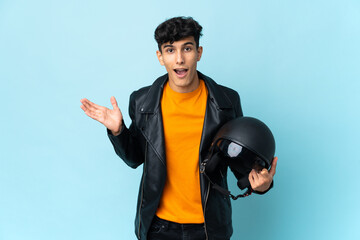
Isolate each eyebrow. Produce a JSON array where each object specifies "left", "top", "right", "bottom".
[
  {"left": 163, "top": 42, "right": 195, "bottom": 49},
  {"left": 183, "top": 42, "right": 195, "bottom": 46}
]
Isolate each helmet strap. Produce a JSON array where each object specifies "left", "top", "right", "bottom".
[
  {"left": 201, "top": 167, "right": 253, "bottom": 200},
  {"left": 200, "top": 139, "right": 253, "bottom": 199}
]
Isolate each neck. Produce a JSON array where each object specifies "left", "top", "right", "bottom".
[{"left": 168, "top": 73, "right": 200, "bottom": 93}]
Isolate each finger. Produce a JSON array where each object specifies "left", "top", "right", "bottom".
[
  {"left": 80, "top": 102, "right": 90, "bottom": 112},
  {"left": 249, "top": 170, "right": 261, "bottom": 189},
  {"left": 269, "top": 156, "right": 278, "bottom": 177},
  {"left": 80, "top": 102, "right": 95, "bottom": 115},
  {"left": 80, "top": 104, "right": 86, "bottom": 112},
  {"left": 80, "top": 99, "right": 94, "bottom": 111},
  {"left": 80, "top": 101, "right": 103, "bottom": 120},
  {"left": 80, "top": 103, "right": 93, "bottom": 114},
  {"left": 81, "top": 98, "right": 101, "bottom": 111},
  {"left": 260, "top": 168, "right": 268, "bottom": 175},
  {"left": 110, "top": 96, "right": 119, "bottom": 110},
  {"left": 81, "top": 105, "right": 100, "bottom": 120},
  {"left": 248, "top": 171, "right": 255, "bottom": 186},
  {"left": 249, "top": 169, "right": 259, "bottom": 181}
]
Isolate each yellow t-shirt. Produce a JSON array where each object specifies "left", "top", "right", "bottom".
[{"left": 156, "top": 79, "right": 208, "bottom": 224}]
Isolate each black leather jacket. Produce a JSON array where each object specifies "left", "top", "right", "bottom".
[{"left": 108, "top": 71, "right": 243, "bottom": 239}]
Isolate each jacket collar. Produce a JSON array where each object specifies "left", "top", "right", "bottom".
[{"left": 139, "top": 71, "right": 234, "bottom": 113}]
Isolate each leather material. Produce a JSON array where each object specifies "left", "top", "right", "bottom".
[{"left": 108, "top": 71, "right": 242, "bottom": 240}]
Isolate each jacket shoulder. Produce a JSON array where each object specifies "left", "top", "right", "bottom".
[
  {"left": 203, "top": 74, "right": 243, "bottom": 117},
  {"left": 216, "top": 84, "right": 242, "bottom": 117},
  {"left": 129, "top": 73, "right": 168, "bottom": 112},
  {"left": 199, "top": 71, "right": 240, "bottom": 104},
  {"left": 217, "top": 84, "right": 240, "bottom": 100},
  {"left": 130, "top": 85, "right": 152, "bottom": 101}
]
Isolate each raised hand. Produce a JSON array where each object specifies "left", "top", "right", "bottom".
[{"left": 80, "top": 96, "right": 123, "bottom": 136}]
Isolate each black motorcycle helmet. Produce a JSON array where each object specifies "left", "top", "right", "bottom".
[{"left": 201, "top": 116, "right": 276, "bottom": 198}]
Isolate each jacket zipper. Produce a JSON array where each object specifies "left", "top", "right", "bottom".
[
  {"left": 201, "top": 98, "right": 212, "bottom": 240},
  {"left": 203, "top": 183, "right": 211, "bottom": 240},
  {"left": 137, "top": 115, "right": 148, "bottom": 239}
]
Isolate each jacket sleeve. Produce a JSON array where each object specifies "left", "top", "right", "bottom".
[{"left": 107, "top": 91, "right": 145, "bottom": 169}]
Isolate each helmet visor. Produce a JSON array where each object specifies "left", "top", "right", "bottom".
[{"left": 216, "top": 139, "right": 267, "bottom": 171}]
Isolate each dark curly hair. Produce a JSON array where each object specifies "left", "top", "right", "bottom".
[{"left": 154, "top": 16, "right": 203, "bottom": 52}]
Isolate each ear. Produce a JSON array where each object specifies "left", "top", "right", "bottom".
[
  {"left": 156, "top": 50, "right": 164, "bottom": 66},
  {"left": 197, "top": 46, "right": 203, "bottom": 61}
]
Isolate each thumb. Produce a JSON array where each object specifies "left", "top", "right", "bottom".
[
  {"left": 110, "top": 96, "right": 119, "bottom": 110},
  {"left": 269, "top": 156, "right": 278, "bottom": 177}
]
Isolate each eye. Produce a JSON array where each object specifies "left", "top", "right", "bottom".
[
  {"left": 166, "top": 48, "right": 174, "bottom": 53},
  {"left": 184, "top": 47, "right": 192, "bottom": 52}
]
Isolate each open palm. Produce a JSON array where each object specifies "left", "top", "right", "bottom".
[{"left": 80, "top": 96, "right": 123, "bottom": 135}]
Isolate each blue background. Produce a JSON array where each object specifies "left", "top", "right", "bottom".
[{"left": 1, "top": 0, "right": 359, "bottom": 239}]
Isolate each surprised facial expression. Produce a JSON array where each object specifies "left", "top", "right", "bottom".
[{"left": 156, "top": 36, "right": 203, "bottom": 93}]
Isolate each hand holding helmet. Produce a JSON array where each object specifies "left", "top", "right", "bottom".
[
  {"left": 248, "top": 156, "right": 277, "bottom": 192},
  {"left": 201, "top": 116, "right": 277, "bottom": 199}
]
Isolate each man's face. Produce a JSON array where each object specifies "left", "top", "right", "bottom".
[{"left": 156, "top": 36, "right": 203, "bottom": 93}]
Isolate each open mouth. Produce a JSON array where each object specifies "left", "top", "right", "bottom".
[{"left": 174, "top": 68, "right": 188, "bottom": 78}]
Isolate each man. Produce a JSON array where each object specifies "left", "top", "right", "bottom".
[{"left": 80, "top": 16, "right": 277, "bottom": 240}]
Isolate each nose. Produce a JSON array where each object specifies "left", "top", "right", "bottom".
[{"left": 176, "top": 51, "right": 184, "bottom": 65}]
